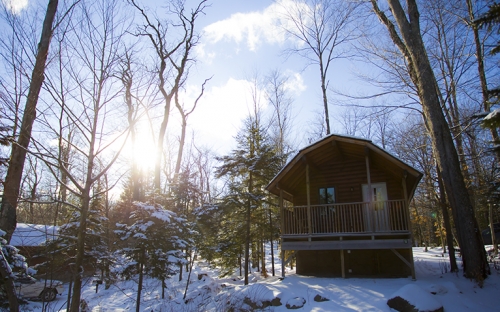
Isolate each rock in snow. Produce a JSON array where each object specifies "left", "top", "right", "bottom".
[
  {"left": 387, "top": 284, "right": 443, "bottom": 312},
  {"left": 286, "top": 297, "right": 306, "bottom": 309}
]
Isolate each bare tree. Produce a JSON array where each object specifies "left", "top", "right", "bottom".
[
  {"left": 467, "top": 0, "right": 500, "bottom": 163},
  {"left": 265, "top": 69, "right": 295, "bottom": 161},
  {"left": 0, "top": 1, "right": 60, "bottom": 310},
  {"left": 121, "top": 51, "right": 141, "bottom": 201},
  {"left": 0, "top": 0, "right": 58, "bottom": 242},
  {"left": 129, "top": 0, "right": 208, "bottom": 190},
  {"left": 173, "top": 77, "right": 211, "bottom": 182},
  {"left": 335, "top": 106, "right": 368, "bottom": 137},
  {"left": 35, "top": 0, "right": 131, "bottom": 309},
  {"left": 279, "top": 0, "right": 360, "bottom": 135},
  {"left": 370, "top": 0, "right": 489, "bottom": 283}
]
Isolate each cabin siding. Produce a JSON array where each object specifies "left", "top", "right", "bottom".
[
  {"left": 266, "top": 134, "right": 422, "bottom": 279},
  {"left": 292, "top": 157, "right": 403, "bottom": 206},
  {"left": 296, "top": 249, "right": 412, "bottom": 277}
]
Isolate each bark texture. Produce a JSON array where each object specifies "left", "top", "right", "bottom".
[
  {"left": 371, "top": 0, "right": 488, "bottom": 282},
  {"left": 0, "top": 0, "right": 58, "bottom": 241},
  {"left": 0, "top": 1, "right": 59, "bottom": 311}
]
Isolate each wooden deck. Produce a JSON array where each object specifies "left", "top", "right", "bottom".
[{"left": 281, "top": 200, "right": 412, "bottom": 250}]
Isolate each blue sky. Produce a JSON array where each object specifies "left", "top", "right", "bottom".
[
  {"left": 9, "top": 0, "right": 375, "bottom": 156},
  {"left": 182, "top": 0, "right": 369, "bottom": 154},
  {"left": 187, "top": 0, "right": 316, "bottom": 154}
]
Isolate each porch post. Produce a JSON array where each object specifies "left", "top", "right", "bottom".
[
  {"left": 306, "top": 163, "right": 312, "bottom": 241},
  {"left": 280, "top": 189, "right": 284, "bottom": 236},
  {"left": 280, "top": 189, "right": 285, "bottom": 278},
  {"left": 365, "top": 147, "right": 373, "bottom": 233},
  {"left": 402, "top": 172, "right": 416, "bottom": 280},
  {"left": 340, "top": 248, "right": 345, "bottom": 278}
]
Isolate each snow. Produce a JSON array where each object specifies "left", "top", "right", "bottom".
[
  {"left": 19, "top": 246, "right": 500, "bottom": 311},
  {"left": 151, "top": 210, "right": 173, "bottom": 223},
  {"left": 484, "top": 108, "right": 500, "bottom": 121},
  {"left": 10, "top": 223, "right": 59, "bottom": 247},
  {"left": 389, "top": 283, "right": 442, "bottom": 311}
]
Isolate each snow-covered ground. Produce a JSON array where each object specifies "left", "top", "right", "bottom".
[{"left": 21, "top": 247, "right": 500, "bottom": 311}]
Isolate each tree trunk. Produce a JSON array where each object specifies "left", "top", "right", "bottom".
[
  {"left": 136, "top": 249, "right": 144, "bottom": 312},
  {"left": 437, "top": 167, "right": 458, "bottom": 272},
  {"left": 154, "top": 87, "right": 173, "bottom": 190},
  {"left": 319, "top": 59, "right": 331, "bottom": 135},
  {"left": 372, "top": 0, "right": 489, "bottom": 283},
  {"left": 269, "top": 208, "right": 275, "bottom": 276},
  {"left": 490, "top": 202, "right": 498, "bottom": 256},
  {"left": 69, "top": 192, "right": 91, "bottom": 312},
  {"left": 261, "top": 238, "right": 266, "bottom": 276},
  {"left": 244, "top": 172, "right": 253, "bottom": 285},
  {"left": 179, "top": 262, "right": 183, "bottom": 282},
  {"left": 121, "top": 55, "right": 141, "bottom": 201},
  {"left": 162, "top": 279, "right": 166, "bottom": 300},
  {"left": 0, "top": 0, "right": 58, "bottom": 242},
  {"left": 239, "top": 252, "right": 242, "bottom": 276},
  {"left": 0, "top": 2, "right": 58, "bottom": 311}
]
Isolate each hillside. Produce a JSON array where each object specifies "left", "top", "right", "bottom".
[{"left": 20, "top": 246, "right": 500, "bottom": 312}]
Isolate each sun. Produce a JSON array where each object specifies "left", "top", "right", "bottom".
[{"left": 126, "top": 128, "right": 157, "bottom": 172}]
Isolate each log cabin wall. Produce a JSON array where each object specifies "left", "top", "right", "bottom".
[
  {"left": 296, "top": 249, "right": 412, "bottom": 277},
  {"left": 292, "top": 155, "right": 403, "bottom": 206},
  {"left": 267, "top": 135, "right": 423, "bottom": 279}
]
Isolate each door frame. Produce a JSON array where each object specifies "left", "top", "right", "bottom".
[{"left": 362, "top": 182, "right": 389, "bottom": 232}]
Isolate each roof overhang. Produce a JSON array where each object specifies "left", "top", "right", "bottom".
[{"left": 266, "top": 134, "right": 423, "bottom": 202}]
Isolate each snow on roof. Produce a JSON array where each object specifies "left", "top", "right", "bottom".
[{"left": 10, "top": 223, "right": 59, "bottom": 247}]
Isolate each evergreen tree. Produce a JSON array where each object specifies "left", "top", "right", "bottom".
[
  {"left": 114, "top": 201, "right": 188, "bottom": 309},
  {"left": 216, "top": 115, "right": 285, "bottom": 284},
  {"left": 43, "top": 191, "right": 110, "bottom": 281},
  {"left": 193, "top": 203, "right": 223, "bottom": 267},
  {"left": 0, "top": 231, "right": 34, "bottom": 303}
]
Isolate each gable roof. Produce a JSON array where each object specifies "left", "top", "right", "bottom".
[{"left": 266, "top": 134, "right": 423, "bottom": 201}]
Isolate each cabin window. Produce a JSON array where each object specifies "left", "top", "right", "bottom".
[{"left": 319, "top": 187, "right": 335, "bottom": 204}]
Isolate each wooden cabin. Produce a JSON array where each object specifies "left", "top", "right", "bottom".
[{"left": 266, "top": 134, "right": 422, "bottom": 278}]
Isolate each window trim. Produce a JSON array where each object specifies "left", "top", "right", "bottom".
[{"left": 319, "top": 187, "right": 335, "bottom": 204}]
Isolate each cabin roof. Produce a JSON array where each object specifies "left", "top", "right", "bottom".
[{"left": 266, "top": 134, "right": 423, "bottom": 200}]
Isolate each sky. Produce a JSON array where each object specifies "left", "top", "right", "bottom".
[
  {"left": 173, "top": 0, "right": 369, "bottom": 155},
  {"left": 7, "top": 0, "right": 377, "bottom": 158},
  {"left": 183, "top": 0, "right": 320, "bottom": 154}
]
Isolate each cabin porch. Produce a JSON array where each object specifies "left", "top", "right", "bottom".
[
  {"left": 279, "top": 200, "right": 414, "bottom": 278},
  {"left": 281, "top": 200, "right": 412, "bottom": 250}
]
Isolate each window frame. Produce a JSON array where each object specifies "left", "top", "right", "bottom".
[{"left": 319, "top": 187, "right": 335, "bottom": 204}]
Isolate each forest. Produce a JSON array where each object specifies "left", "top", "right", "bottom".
[{"left": 0, "top": 0, "right": 499, "bottom": 311}]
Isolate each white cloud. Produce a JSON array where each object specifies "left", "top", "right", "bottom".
[
  {"left": 186, "top": 78, "right": 267, "bottom": 153},
  {"left": 2, "top": 0, "right": 28, "bottom": 14},
  {"left": 194, "top": 42, "right": 216, "bottom": 65},
  {"left": 284, "top": 70, "right": 307, "bottom": 96},
  {"left": 202, "top": 1, "right": 292, "bottom": 51}
]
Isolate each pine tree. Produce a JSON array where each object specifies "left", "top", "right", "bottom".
[
  {"left": 0, "top": 231, "right": 34, "bottom": 303},
  {"left": 114, "top": 201, "right": 188, "bottom": 309},
  {"left": 193, "top": 203, "right": 223, "bottom": 267},
  {"left": 216, "top": 115, "right": 285, "bottom": 284},
  {"left": 44, "top": 191, "right": 110, "bottom": 281}
]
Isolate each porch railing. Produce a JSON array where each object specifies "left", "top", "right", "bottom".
[{"left": 282, "top": 200, "right": 409, "bottom": 235}]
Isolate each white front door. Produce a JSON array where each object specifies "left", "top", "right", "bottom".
[{"left": 362, "top": 182, "right": 389, "bottom": 232}]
